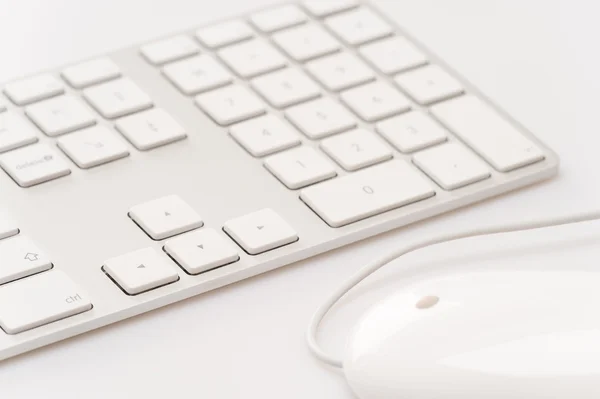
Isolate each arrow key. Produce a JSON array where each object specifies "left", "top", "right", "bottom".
[
  {"left": 224, "top": 208, "right": 298, "bottom": 255},
  {"left": 103, "top": 247, "right": 179, "bottom": 295},
  {"left": 164, "top": 228, "right": 239, "bottom": 274},
  {"left": 0, "top": 235, "right": 52, "bottom": 285},
  {"left": 129, "top": 195, "right": 203, "bottom": 240}
]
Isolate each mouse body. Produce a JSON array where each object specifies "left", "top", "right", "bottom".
[{"left": 343, "top": 270, "right": 600, "bottom": 399}]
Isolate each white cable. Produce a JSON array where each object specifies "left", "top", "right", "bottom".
[{"left": 307, "top": 210, "right": 600, "bottom": 369}]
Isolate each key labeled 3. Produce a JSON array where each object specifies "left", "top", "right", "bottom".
[{"left": 376, "top": 111, "right": 448, "bottom": 153}]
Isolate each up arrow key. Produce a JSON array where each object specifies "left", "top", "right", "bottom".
[{"left": 137, "top": 264, "right": 146, "bottom": 269}]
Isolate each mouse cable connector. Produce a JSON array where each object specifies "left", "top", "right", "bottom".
[{"left": 307, "top": 210, "right": 600, "bottom": 369}]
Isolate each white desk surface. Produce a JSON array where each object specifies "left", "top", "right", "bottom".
[{"left": 1, "top": 0, "right": 599, "bottom": 397}]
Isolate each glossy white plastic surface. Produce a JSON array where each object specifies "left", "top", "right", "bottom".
[{"left": 344, "top": 270, "right": 600, "bottom": 399}]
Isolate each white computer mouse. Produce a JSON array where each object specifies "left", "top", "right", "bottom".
[{"left": 343, "top": 270, "right": 600, "bottom": 399}]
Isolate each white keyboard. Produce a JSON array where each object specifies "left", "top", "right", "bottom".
[{"left": 0, "top": 0, "right": 558, "bottom": 360}]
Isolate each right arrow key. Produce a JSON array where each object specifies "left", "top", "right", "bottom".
[{"left": 223, "top": 208, "right": 298, "bottom": 255}]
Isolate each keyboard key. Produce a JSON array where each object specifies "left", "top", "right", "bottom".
[
  {"left": 413, "top": 142, "right": 491, "bottom": 190},
  {"left": 116, "top": 108, "right": 186, "bottom": 151},
  {"left": 0, "top": 112, "right": 39, "bottom": 153},
  {"left": 195, "top": 85, "right": 265, "bottom": 126},
  {"left": 301, "top": 160, "right": 435, "bottom": 227},
  {"left": 376, "top": 111, "right": 448, "bottom": 153},
  {"left": 0, "top": 270, "right": 92, "bottom": 334},
  {"left": 3, "top": 74, "right": 64, "bottom": 106},
  {"left": 217, "top": 39, "right": 287, "bottom": 79},
  {"left": 431, "top": 95, "right": 545, "bottom": 172},
  {"left": 164, "top": 228, "right": 239, "bottom": 274},
  {"left": 395, "top": 64, "right": 464, "bottom": 105},
  {"left": 285, "top": 97, "right": 356, "bottom": 139},
  {"left": 0, "top": 210, "right": 19, "bottom": 240},
  {"left": 0, "top": 144, "right": 71, "bottom": 187},
  {"left": 306, "top": 52, "right": 375, "bottom": 91},
  {"left": 359, "top": 36, "right": 428, "bottom": 75},
  {"left": 0, "top": 235, "right": 52, "bottom": 285},
  {"left": 163, "top": 55, "right": 231, "bottom": 95},
  {"left": 224, "top": 208, "right": 298, "bottom": 255},
  {"left": 264, "top": 146, "right": 337, "bottom": 189},
  {"left": 61, "top": 57, "right": 121, "bottom": 89},
  {"left": 341, "top": 81, "right": 411, "bottom": 122},
  {"left": 272, "top": 24, "right": 340, "bottom": 62},
  {"left": 129, "top": 195, "right": 203, "bottom": 240},
  {"left": 251, "top": 68, "right": 321, "bottom": 109},
  {"left": 83, "top": 78, "right": 153, "bottom": 119},
  {"left": 250, "top": 4, "right": 307, "bottom": 33},
  {"left": 25, "top": 96, "right": 96, "bottom": 137},
  {"left": 325, "top": 7, "right": 393, "bottom": 46},
  {"left": 103, "top": 248, "right": 179, "bottom": 295},
  {"left": 140, "top": 35, "right": 200, "bottom": 65},
  {"left": 57, "top": 125, "right": 129, "bottom": 169},
  {"left": 230, "top": 114, "right": 300, "bottom": 157},
  {"left": 321, "top": 128, "right": 392, "bottom": 171},
  {"left": 196, "top": 20, "right": 254, "bottom": 49},
  {"left": 303, "top": 0, "right": 358, "bottom": 17}
]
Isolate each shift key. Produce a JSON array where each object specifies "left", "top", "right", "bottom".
[{"left": 0, "top": 270, "right": 92, "bottom": 334}]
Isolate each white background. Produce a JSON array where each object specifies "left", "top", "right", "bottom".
[{"left": 0, "top": 0, "right": 599, "bottom": 398}]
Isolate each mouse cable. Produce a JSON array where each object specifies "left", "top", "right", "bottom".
[{"left": 307, "top": 209, "right": 600, "bottom": 369}]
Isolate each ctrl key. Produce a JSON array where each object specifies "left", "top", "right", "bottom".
[{"left": 0, "top": 270, "right": 92, "bottom": 334}]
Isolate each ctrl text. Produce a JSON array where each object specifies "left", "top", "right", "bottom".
[{"left": 65, "top": 293, "right": 83, "bottom": 304}]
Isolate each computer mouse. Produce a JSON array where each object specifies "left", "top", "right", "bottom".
[{"left": 343, "top": 270, "right": 600, "bottom": 399}]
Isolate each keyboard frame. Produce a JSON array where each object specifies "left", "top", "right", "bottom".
[{"left": 0, "top": 0, "right": 559, "bottom": 361}]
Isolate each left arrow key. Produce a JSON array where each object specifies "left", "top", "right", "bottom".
[{"left": 0, "top": 235, "right": 52, "bottom": 285}]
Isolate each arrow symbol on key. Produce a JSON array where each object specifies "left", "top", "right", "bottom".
[
  {"left": 257, "top": 225, "right": 264, "bottom": 230},
  {"left": 137, "top": 264, "right": 146, "bottom": 269},
  {"left": 24, "top": 253, "right": 39, "bottom": 261},
  {"left": 197, "top": 244, "right": 204, "bottom": 249},
  {"left": 164, "top": 211, "right": 171, "bottom": 217}
]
